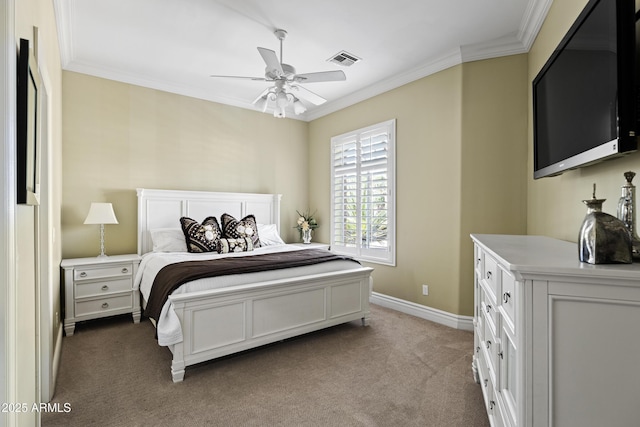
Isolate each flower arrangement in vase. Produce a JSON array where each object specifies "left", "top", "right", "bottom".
[{"left": 295, "top": 210, "right": 318, "bottom": 244}]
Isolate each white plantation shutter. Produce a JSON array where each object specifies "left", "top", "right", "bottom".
[{"left": 331, "top": 119, "right": 396, "bottom": 265}]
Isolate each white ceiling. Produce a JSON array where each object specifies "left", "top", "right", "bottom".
[{"left": 53, "top": 0, "right": 551, "bottom": 121}]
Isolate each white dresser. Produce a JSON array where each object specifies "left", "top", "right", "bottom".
[{"left": 471, "top": 234, "right": 640, "bottom": 427}]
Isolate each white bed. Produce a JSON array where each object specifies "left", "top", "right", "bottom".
[{"left": 135, "top": 188, "right": 373, "bottom": 382}]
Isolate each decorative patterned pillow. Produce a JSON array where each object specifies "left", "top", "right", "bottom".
[
  {"left": 180, "top": 216, "right": 222, "bottom": 253},
  {"left": 217, "top": 237, "right": 254, "bottom": 254},
  {"left": 220, "top": 213, "right": 261, "bottom": 248}
]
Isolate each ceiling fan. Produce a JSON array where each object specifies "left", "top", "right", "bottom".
[{"left": 210, "top": 29, "right": 346, "bottom": 118}]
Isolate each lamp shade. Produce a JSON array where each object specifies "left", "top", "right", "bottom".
[{"left": 84, "top": 202, "right": 119, "bottom": 225}]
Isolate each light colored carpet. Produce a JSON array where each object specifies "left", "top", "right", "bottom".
[{"left": 43, "top": 304, "right": 489, "bottom": 427}]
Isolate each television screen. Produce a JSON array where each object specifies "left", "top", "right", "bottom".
[{"left": 532, "top": 0, "right": 638, "bottom": 179}]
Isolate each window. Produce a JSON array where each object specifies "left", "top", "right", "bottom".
[{"left": 330, "top": 119, "right": 396, "bottom": 266}]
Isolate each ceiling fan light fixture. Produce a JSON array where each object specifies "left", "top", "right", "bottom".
[
  {"left": 254, "top": 96, "right": 268, "bottom": 112},
  {"left": 211, "top": 28, "right": 345, "bottom": 117},
  {"left": 275, "top": 91, "right": 289, "bottom": 109},
  {"left": 274, "top": 107, "right": 286, "bottom": 118},
  {"left": 293, "top": 98, "right": 306, "bottom": 115}
]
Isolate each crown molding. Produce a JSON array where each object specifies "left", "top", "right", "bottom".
[
  {"left": 53, "top": 0, "right": 74, "bottom": 68},
  {"left": 303, "top": 48, "right": 462, "bottom": 121}
]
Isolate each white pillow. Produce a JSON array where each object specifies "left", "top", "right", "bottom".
[
  {"left": 257, "top": 224, "right": 285, "bottom": 246},
  {"left": 150, "top": 228, "right": 188, "bottom": 252}
]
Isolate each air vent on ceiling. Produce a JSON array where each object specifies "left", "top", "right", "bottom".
[{"left": 328, "top": 51, "right": 361, "bottom": 67}]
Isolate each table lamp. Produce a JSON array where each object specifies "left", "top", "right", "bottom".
[{"left": 84, "top": 202, "right": 119, "bottom": 257}]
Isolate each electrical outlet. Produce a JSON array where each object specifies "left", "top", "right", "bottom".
[{"left": 422, "top": 284, "right": 429, "bottom": 295}]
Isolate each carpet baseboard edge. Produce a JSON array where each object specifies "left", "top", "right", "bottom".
[{"left": 370, "top": 292, "right": 474, "bottom": 331}]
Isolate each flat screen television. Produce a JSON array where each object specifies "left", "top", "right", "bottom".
[{"left": 532, "top": 0, "right": 639, "bottom": 179}]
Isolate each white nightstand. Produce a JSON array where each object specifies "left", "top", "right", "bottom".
[
  {"left": 61, "top": 254, "right": 141, "bottom": 336},
  {"left": 292, "top": 242, "right": 330, "bottom": 251}
]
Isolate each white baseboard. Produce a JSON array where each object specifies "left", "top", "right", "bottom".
[
  {"left": 50, "top": 324, "right": 63, "bottom": 400},
  {"left": 370, "top": 292, "right": 474, "bottom": 331}
]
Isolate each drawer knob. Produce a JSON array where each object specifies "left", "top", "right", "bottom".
[
  {"left": 484, "top": 379, "right": 488, "bottom": 388},
  {"left": 503, "top": 292, "right": 511, "bottom": 303},
  {"left": 486, "top": 271, "right": 492, "bottom": 280},
  {"left": 101, "top": 302, "right": 109, "bottom": 309},
  {"left": 121, "top": 268, "right": 129, "bottom": 274},
  {"left": 476, "top": 346, "right": 480, "bottom": 354},
  {"left": 499, "top": 351, "right": 504, "bottom": 360},
  {"left": 101, "top": 285, "right": 109, "bottom": 291},
  {"left": 79, "top": 272, "right": 87, "bottom": 278}
]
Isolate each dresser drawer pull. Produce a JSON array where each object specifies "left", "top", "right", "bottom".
[
  {"left": 101, "top": 285, "right": 109, "bottom": 291},
  {"left": 476, "top": 346, "right": 480, "bottom": 354},
  {"left": 121, "top": 268, "right": 129, "bottom": 274},
  {"left": 503, "top": 292, "right": 511, "bottom": 303},
  {"left": 79, "top": 272, "right": 87, "bottom": 278},
  {"left": 484, "top": 379, "right": 488, "bottom": 388},
  {"left": 489, "top": 400, "right": 495, "bottom": 411},
  {"left": 486, "top": 304, "right": 492, "bottom": 313},
  {"left": 486, "top": 340, "right": 491, "bottom": 349},
  {"left": 499, "top": 351, "right": 504, "bottom": 360},
  {"left": 101, "top": 303, "right": 109, "bottom": 309},
  {"left": 486, "top": 271, "right": 492, "bottom": 280}
]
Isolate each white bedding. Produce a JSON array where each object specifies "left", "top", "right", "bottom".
[{"left": 134, "top": 244, "right": 361, "bottom": 346}]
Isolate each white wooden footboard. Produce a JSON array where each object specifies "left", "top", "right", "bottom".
[{"left": 168, "top": 267, "right": 373, "bottom": 382}]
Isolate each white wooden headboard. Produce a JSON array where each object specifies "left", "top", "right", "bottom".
[{"left": 136, "top": 188, "right": 282, "bottom": 255}]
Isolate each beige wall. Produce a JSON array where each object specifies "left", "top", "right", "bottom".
[
  {"left": 310, "top": 68, "right": 463, "bottom": 312},
  {"left": 14, "top": 0, "right": 63, "bottom": 418},
  {"left": 527, "top": 0, "right": 640, "bottom": 241},
  {"left": 460, "top": 54, "right": 529, "bottom": 313},
  {"left": 309, "top": 55, "right": 528, "bottom": 316},
  {"left": 62, "top": 72, "right": 310, "bottom": 258}
]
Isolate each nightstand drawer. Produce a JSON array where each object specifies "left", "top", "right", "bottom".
[
  {"left": 74, "top": 263, "right": 133, "bottom": 281},
  {"left": 74, "top": 278, "right": 132, "bottom": 298},
  {"left": 75, "top": 294, "right": 133, "bottom": 317}
]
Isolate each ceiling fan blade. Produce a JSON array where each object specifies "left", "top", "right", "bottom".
[
  {"left": 293, "top": 70, "right": 346, "bottom": 83},
  {"left": 257, "top": 47, "right": 284, "bottom": 77},
  {"left": 289, "top": 84, "right": 327, "bottom": 105},
  {"left": 209, "top": 75, "right": 267, "bottom": 81}
]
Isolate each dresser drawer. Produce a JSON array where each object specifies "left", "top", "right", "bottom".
[
  {"left": 476, "top": 286, "right": 486, "bottom": 343},
  {"left": 75, "top": 294, "right": 133, "bottom": 317},
  {"left": 481, "top": 286, "right": 499, "bottom": 337},
  {"left": 483, "top": 336, "right": 499, "bottom": 385},
  {"left": 482, "top": 312, "right": 499, "bottom": 384},
  {"left": 500, "top": 268, "right": 516, "bottom": 329},
  {"left": 481, "top": 252, "right": 500, "bottom": 299},
  {"left": 74, "top": 277, "right": 132, "bottom": 299},
  {"left": 474, "top": 244, "right": 482, "bottom": 275},
  {"left": 74, "top": 263, "right": 133, "bottom": 281}
]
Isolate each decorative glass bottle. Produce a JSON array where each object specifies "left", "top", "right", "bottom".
[
  {"left": 578, "top": 184, "right": 632, "bottom": 264},
  {"left": 616, "top": 171, "right": 640, "bottom": 260}
]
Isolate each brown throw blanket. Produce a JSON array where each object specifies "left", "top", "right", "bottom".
[{"left": 144, "top": 248, "right": 360, "bottom": 322}]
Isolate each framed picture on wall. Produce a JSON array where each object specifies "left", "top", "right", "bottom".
[{"left": 16, "top": 37, "right": 41, "bottom": 206}]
